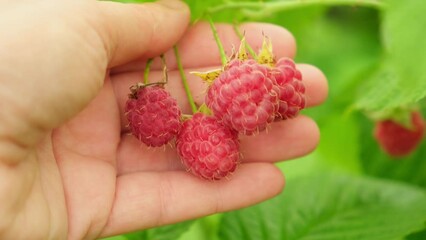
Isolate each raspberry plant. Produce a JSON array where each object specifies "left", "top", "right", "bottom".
[{"left": 108, "top": 0, "right": 426, "bottom": 240}]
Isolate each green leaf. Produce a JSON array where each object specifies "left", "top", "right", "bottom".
[
  {"left": 405, "top": 228, "right": 426, "bottom": 240},
  {"left": 177, "top": 215, "right": 223, "bottom": 240},
  {"left": 122, "top": 220, "right": 195, "bottom": 240},
  {"left": 218, "top": 174, "right": 426, "bottom": 240},
  {"left": 356, "top": 0, "right": 426, "bottom": 111}
]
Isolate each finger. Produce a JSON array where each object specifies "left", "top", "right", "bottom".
[
  {"left": 168, "top": 22, "right": 297, "bottom": 69},
  {"left": 100, "top": 163, "right": 284, "bottom": 237},
  {"left": 96, "top": 0, "right": 190, "bottom": 67},
  {"left": 298, "top": 64, "right": 328, "bottom": 107},
  {"left": 111, "top": 22, "right": 296, "bottom": 73},
  {"left": 240, "top": 115, "right": 320, "bottom": 162},
  {"left": 116, "top": 115, "right": 318, "bottom": 175},
  {"left": 111, "top": 63, "right": 327, "bottom": 129}
]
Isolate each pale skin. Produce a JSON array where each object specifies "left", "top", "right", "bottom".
[{"left": 0, "top": 0, "right": 328, "bottom": 239}]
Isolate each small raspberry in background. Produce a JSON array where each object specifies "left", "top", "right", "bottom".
[
  {"left": 374, "top": 111, "right": 425, "bottom": 157},
  {"left": 176, "top": 113, "right": 239, "bottom": 180},
  {"left": 125, "top": 83, "right": 182, "bottom": 147}
]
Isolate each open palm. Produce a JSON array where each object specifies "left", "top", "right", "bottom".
[{"left": 0, "top": 1, "right": 327, "bottom": 240}]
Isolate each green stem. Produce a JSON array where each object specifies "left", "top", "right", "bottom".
[
  {"left": 208, "top": 0, "right": 385, "bottom": 17},
  {"left": 207, "top": 15, "right": 228, "bottom": 66},
  {"left": 173, "top": 45, "right": 198, "bottom": 114},
  {"left": 143, "top": 58, "right": 153, "bottom": 84},
  {"left": 232, "top": 22, "right": 257, "bottom": 59}
]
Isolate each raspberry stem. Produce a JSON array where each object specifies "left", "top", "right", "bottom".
[
  {"left": 143, "top": 58, "right": 153, "bottom": 84},
  {"left": 207, "top": 0, "right": 385, "bottom": 17},
  {"left": 173, "top": 45, "right": 198, "bottom": 114},
  {"left": 207, "top": 16, "right": 228, "bottom": 66}
]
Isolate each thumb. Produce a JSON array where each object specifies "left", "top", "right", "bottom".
[
  {"left": 0, "top": 0, "right": 189, "bottom": 164},
  {"left": 96, "top": 0, "right": 190, "bottom": 67}
]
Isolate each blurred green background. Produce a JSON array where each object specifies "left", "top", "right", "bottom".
[{"left": 103, "top": 0, "right": 426, "bottom": 239}]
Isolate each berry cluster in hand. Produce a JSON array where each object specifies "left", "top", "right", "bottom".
[
  {"left": 176, "top": 38, "right": 306, "bottom": 179},
  {"left": 125, "top": 37, "right": 306, "bottom": 181}
]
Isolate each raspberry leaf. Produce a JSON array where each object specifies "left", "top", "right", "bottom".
[
  {"left": 219, "top": 174, "right": 426, "bottom": 240},
  {"left": 355, "top": 0, "right": 426, "bottom": 111}
]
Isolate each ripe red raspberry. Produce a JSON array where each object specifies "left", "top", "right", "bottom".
[
  {"left": 374, "top": 111, "right": 425, "bottom": 157},
  {"left": 125, "top": 84, "right": 181, "bottom": 147},
  {"left": 176, "top": 113, "right": 240, "bottom": 180},
  {"left": 271, "top": 58, "right": 306, "bottom": 120},
  {"left": 206, "top": 59, "right": 279, "bottom": 135}
]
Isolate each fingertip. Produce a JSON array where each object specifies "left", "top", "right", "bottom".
[
  {"left": 287, "top": 115, "right": 320, "bottom": 157},
  {"left": 240, "top": 116, "right": 321, "bottom": 162},
  {"left": 298, "top": 64, "right": 329, "bottom": 107},
  {"left": 302, "top": 116, "right": 321, "bottom": 155},
  {"left": 263, "top": 164, "right": 286, "bottom": 198},
  {"left": 221, "top": 163, "right": 286, "bottom": 210}
]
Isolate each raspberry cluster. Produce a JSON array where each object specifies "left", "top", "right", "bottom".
[
  {"left": 177, "top": 38, "right": 306, "bottom": 179},
  {"left": 125, "top": 38, "right": 306, "bottom": 180}
]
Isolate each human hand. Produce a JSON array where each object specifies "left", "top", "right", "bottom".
[{"left": 0, "top": 0, "right": 327, "bottom": 239}]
